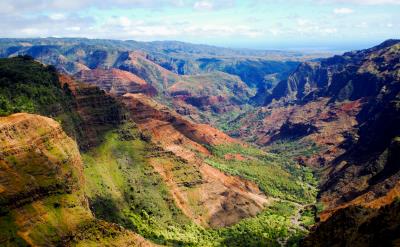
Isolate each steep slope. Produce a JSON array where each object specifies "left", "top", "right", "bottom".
[
  {"left": 262, "top": 39, "right": 400, "bottom": 105},
  {"left": 0, "top": 55, "right": 125, "bottom": 150},
  {"left": 74, "top": 68, "right": 156, "bottom": 96},
  {"left": 58, "top": 74, "right": 124, "bottom": 150},
  {"left": 146, "top": 54, "right": 300, "bottom": 89},
  {"left": 233, "top": 40, "right": 400, "bottom": 212},
  {"left": 113, "top": 51, "right": 181, "bottom": 92},
  {"left": 0, "top": 113, "right": 154, "bottom": 246},
  {"left": 168, "top": 72, "right": 254, "bottom": 124},
  {"left": 121, "top": 93, "right": 268, "bottom": 228},
  {"left": 0, "top": 38, "right": 308, "bottom": 128},
  {"left": 302, "top": 198, "right": 400, "bottom": 247},
  {"left": 229, "top": 40, "right": 400, "bottom": 243}
]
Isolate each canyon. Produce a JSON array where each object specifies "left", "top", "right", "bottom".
[{"left": 0, "top": 38, "right": 399, "bottom": 246}]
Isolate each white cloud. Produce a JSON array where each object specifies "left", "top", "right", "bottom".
[
  {"left": 193, "top": 0, "right": 235, "bottom": 11},
  {"left": 294, "top": 18, "right": 338, "bottom": 36},
  {"left": 333, "top": 7, "right": 354, "bottom": 14},
  {"left": 49, "top": 13, "right": 66, "bottom": 20},
  {"left": 66, "top": 26, "right": 81, "bottom": 31},
  {"left": 194, "top": 1, "right": 214, "bottom": 10}
]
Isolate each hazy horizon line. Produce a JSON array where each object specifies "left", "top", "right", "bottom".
[{"left": 1, "top": 36, "right": 398, "bottom": 53}]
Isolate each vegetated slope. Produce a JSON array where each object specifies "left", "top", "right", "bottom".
[
  {"left": 0, "top": 37, "right": 327, "bottom": 63},
  {"left": 229, "top": 40, "right": 400, "bottom": 243},
  {"left": 0, "top": 56, "right": 318, "bottom": 246},
  {"left": 0, "top": 56, "right": 124, "bottom": 150},
  {"left": 80, "top": 90, "right": 318, "bottom": 245},
  {"left": 0, "top": 38, "right": 305, "bottom": 88},
  {"left": 0, "top": 113, "right": 154, "bottom": 246},
  {"left": 0, "top": 55, "right": 73, "bottom": 117}
]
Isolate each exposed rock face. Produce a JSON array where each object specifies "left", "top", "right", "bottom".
[
  {"left": 122, "top": 93, "right": 268, "bottom": 228},
  {"left": 59, "top": 74, "right": 125, "bottom": 150},
  {"left": 315, "top": 41, "right": 400, "bottom": 217},
  {"left": 302, "top": 199, "right": 400, "bottom": 247},
  {"left": 115, "top": 51, "right": 181, "bottom": 92},
  {"left": 122, "top": 93, "right": 236, "bottom": 147},
  {"left": 74, "top": 68, "right": 157, "bottom": 96},
  {"left": 0, "top": 38, "right": 306, "bottom": 129},
  {"left": 263, "top": 39, "right": 400, "bottom": 105},
  {"left": 168, "top": 72, "right": 253, "bottom": 122},
  {"left": 0, "top": 113, "right": 83, "bottom": 215},
  {"left": 0, "top": 113, "right": 156, "bottom": 246}
]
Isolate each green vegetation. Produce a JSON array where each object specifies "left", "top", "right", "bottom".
[
  {"left": 0, "top": 55, "right": 73, "bottom": 116},
  {"left": 215, "top": 104, "right": 254, "bottom": 132},
  {"left": 0, "top": 214, "right": 28, "bottom": 246},
  {"left": 266, "top": 139, "right": 320, "bottom": 161},
  {"left": 83, "top": 122, "right": 193, "bottom": 244},
  {"left": 0, "top": 192, "right": 94, "bottom": 246},
  {"left": 205, "top": 144, "right": 317, "bottom": 204},
  {"left": 300, "top": 208, "right": 316, "bottom": 227},
  {"left": 0, "top": 56, "right": 87, "bottom": 145},
  {"left": 83, "top": 124, "right": 313, "bottom": 246}
]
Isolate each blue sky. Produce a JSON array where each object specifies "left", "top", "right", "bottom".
[{"left": 0, "top": 0, "right": 399, "bottom": 51}]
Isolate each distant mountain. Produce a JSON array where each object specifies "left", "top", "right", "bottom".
[
  {"left": 0, "top": 38, "right": 314, "bottom": 126},
  {"left": 0, "top": 37, "right": 328, "bottom": 60},
  {"left": 0, "top": 37, "right": 327, "bottom": 90},
  {"left": 261, "top": 39, "right": 400, "bottom": 105}
]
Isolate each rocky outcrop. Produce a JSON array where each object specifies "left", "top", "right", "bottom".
[
  {"left": 245, "top": 40, "right": 400, "bottom": 243},
  {"left": 264, "top": 39, "right": 400, "bottom": 105},
  {"left": 235, "top": 98, "right": 362, "bottom": 167},
  {"left": 115, "top": 51, "right": 181, "bottom": 92},
  {"left": 0, "top": 38, "right": 305, "bottom": 129},
  {"left": 122, "top": 93, "right": 236, "bottom": 148},
  {"left": 59, "top": 74, "right": 125, "bottom": 150},
  {"left": 74, "top": 68, "right": 157, "bottom": 96},
  {"left": 302, "top": 198, "right": 400, "bottom": 247},
  {"left": 168, "top": 72, "right": 252, "bottom": 119}
]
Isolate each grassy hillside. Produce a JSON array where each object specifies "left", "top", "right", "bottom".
[
  {"left": 83, "top": 123, "right": 317, "bottom": 246},
  {"left": 205, "top": 144, "right": 317, "bottom": 204}
]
